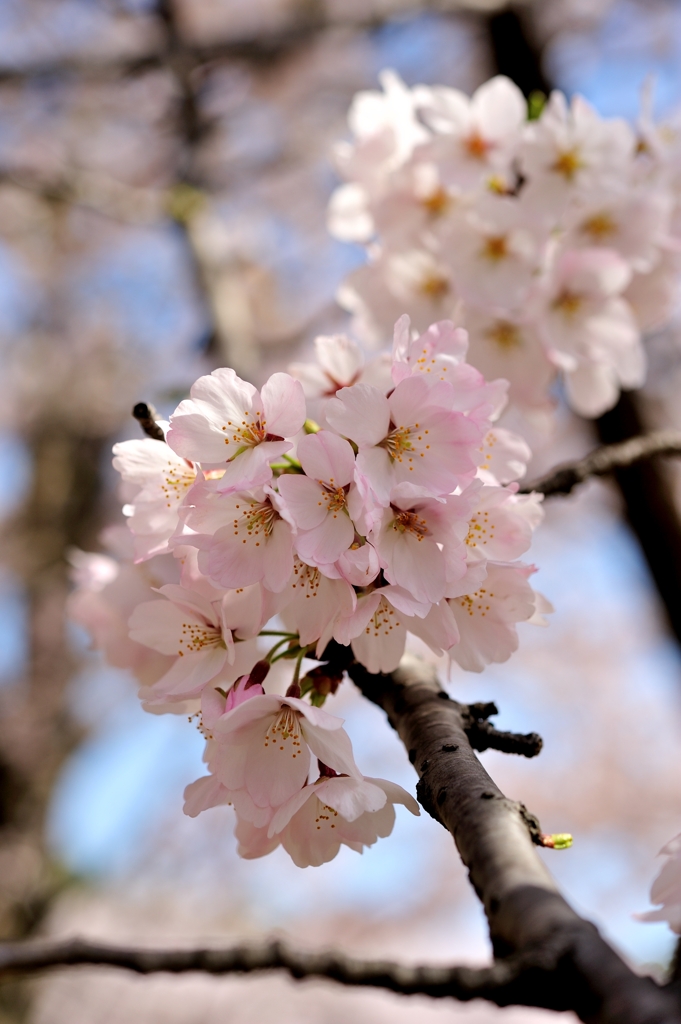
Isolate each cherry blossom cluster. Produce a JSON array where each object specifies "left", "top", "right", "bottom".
[
  {"left": 69, "top": 317, "right": 550, "bottom": 866},
  {"left": 329, "top": 73, "right": 681, "bottom": 418}
]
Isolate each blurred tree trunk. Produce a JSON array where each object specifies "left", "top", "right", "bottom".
[{"left": 0, "top": 424, "right": 104, "bottom": 1020}]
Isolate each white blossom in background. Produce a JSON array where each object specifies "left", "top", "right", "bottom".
[
  {"left": 70, "top": 306, "right": 550, "bottom": 868},
  {"left": 329, "top": 72, "right": 681, "bottom": 419},
  {"left": 636, "top": 833, "right": 681, "bottom": 934},
  {"left": 112, "top": 439, "right": 196, "bottom": 561}
]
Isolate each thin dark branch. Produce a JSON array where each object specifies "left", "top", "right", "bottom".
[
  {"left": 0, "top": 935, "right": 570, "bottom": 1006},
  {"left": 521, "top": 430, "right": 681, "bottom": 497}
]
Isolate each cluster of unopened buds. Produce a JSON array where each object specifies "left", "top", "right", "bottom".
[
  {"left": 330, "top": 74, "right": 681, "bottom": 418},
  {"left": 70, "top": 314, "right": 550, "bottom": 867}
]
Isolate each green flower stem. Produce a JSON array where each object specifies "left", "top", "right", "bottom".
[
  {"left": 270, "top": 645, "right": 303, "bottom": 664},
  {"left": 264, "top": 638, "right": 297, "bottom": 663},
  {"left": 291, "top": 649, "right": 307, "bottom": 690}
]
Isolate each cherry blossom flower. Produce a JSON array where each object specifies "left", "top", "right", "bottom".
[
  {"left": 441, "top": 197, "right": 542, "bottom": 310},
  {"left": 561, "top": 189, "right": 672, "bottom": 274},
  {"left": 326, "top": 374, "right": 483, "bottom": 503},
  {"left": 536, "top": 248, "right": 644, "bottom": 416},
  {"left": 392, "top": 315, "right": 521, "bottom": 434},
  {"left": 636, "top": 833, "right": 681, "bottom": 934},
  {"left": 167, "top": 368, "right": 305, "bottom": 493},
  {"left": 461, "top": 482, "right": 544, "bottom": 566},
  {"left": 391, "top": 314, "right": 468, "bottom": 384},
  {"left": 340, "top": 69, "right": 429, "bottom": 177},
  {"left": 414, "top": 76, "right": 527, "bottom": 189},
  {"left": 281, "top": 560, "right": 356, "bottom": 654},
  {"left": 289, "top": 334, "right": 392, "bottom": 413},
  {"left": 128, "top": 584, "right": 238, "bottom": 701},
  {"left": 68, "top": 548, "right": 179, "bottom": 691},
  {"left": 336, "top": 160, "right": 459, "bottom": 250},
  {"left": 332, "top": 584, "right": 439, "bottom": 674},
  {"left": 447, "top": 563, "right": 549, "bottom": 672},
  {"left": 180, "top": 479, "right": 295, "bottom": 593},
  {"left": 519, "top": 91, "right": 635, "bottom": 215},
  {"left": 277, "top": 430, "right": 358, "bottom": 567},
  {"left": 464, "top": 308, "right": 555, "bottom": 414},
  {"left": 339, "top": 250, "right": 458, "bottom": 344},
  {"left": 475, "top": 425, "right": 533, "bottom": 486},
  {"left": 240, "top": 773, "right": 420, "bottom": 868},
  {"left": 208, "top": 694, "right": 361, "bottom": 816},
  {"left": 369, "top": 483, "right": 469, "bottom": 604},
  {"left": 112, "top": 439, "right": 197, "bottom": 562}
]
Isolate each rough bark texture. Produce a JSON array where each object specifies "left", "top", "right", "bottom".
[{"left": 343, "top": 653, "right": 681, "bottom": 1024}]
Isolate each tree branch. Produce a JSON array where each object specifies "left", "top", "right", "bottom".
[
  {"left": 2, "top": 652, "right": 680, "bottom": 1022},
  {"left": 0, "top": 934, "right": 573, "bottom": 1005},
  {"left": 520, "top": 430, "right": 681, "bottom": 497},
  {"left": 341, "top": 653, "right": 681, "bottom": 1024},
  {"left": 0, "top": 2, "right": 463, "bottom": 84},
  {"left": 463, "top": 700, "right": 543, "bottom": 758}
]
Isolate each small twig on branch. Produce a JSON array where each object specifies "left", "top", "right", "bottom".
[
  {"left": 521, "top": 430, "right": 681, "bottom": 497},
  {"left": 132, "top": 403, "right": 165, "bottom": 442},
  {"left": 466, "top": 718, "right": 543, "bottom": 757},
  {"left": 461, "top": 700, "right": 543, "bottom": 758}
]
